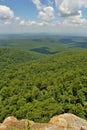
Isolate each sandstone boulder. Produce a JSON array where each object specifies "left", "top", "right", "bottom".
[
  {"left": 0, "top": 113, "right": 87, "bottom": 130},
  {"left": 50, "top": 113, "right": 87, "bottom": 130},
  {"left": 0, "top": 124, "right": 7, "bottom": 130},
  {"left": 3, "top": 116, "right": 18, "bottom": 126},
  {"left": 50, "top": 116, "right": 67, "bottom": 128}
]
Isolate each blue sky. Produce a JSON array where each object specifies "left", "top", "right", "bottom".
[
  {"left": 0, "top": 0, "right": 38, "bottom": 20},
  {"left": 0, "top": 0, "right": 87, "bottom": 35}
]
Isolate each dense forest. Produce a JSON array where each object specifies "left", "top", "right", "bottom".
[{"left": 0, "top": 47, "right": 87, "bottom": 123}]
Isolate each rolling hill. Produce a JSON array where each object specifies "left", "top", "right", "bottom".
[
  {"left": 0, "top": 49, "right": 87, "bottom": 123},
  {"left": 0, "top": 35, "right": 87, "bottom": 54}
]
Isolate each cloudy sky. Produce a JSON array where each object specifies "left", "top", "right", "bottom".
[{"left": 0, "top": 0, "right": 87, "bottom": 35}]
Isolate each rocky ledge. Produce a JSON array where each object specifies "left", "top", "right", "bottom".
[{"left": 0, "top": 113, "right": 87, "bottom": 130}]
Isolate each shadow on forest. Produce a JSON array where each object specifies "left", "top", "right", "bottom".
[{"left": 30, "top": 47, "right": 58, "bottom": 54}]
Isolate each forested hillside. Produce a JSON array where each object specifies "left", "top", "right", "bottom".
[
  {"left": 0, "top": 49, "right": 87, "bottom": 123},
  {"left": 0, "top": 48, "right": 47, "bottom": 69},
  {"left": 0, "top": 36, "right": 87, "bottom": 54}
]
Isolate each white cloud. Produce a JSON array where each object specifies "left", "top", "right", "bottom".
[
  {"left": 55, "top": 0, "right": 87, "bottom": 17},
  {"left": 19, "top": 20, "right": 26, "bottom": 25},
  {"left": 0, "top": 0, "right": 87, "bottom": 35},
  {"left": 0, "top": 5, "right": 14, "bottom": 23},
  {"left": 54, "top": 0, "right": 87, "bottom": 28},
  {"left": 4, "top": 21, "right": 11, "bottom": 24},
  {"left": 15, "top": 17, "right": 21, "bottom": 22},
  {"left": 32, "top": 0, "right": 55, "bottom": 22},
  {"left": 65, "top": 11, "right": 87, "bottom": 25},
  {"left": 38, "top": 6, "right": 55, "bottom": 21},
  {"left": 13, "top": 0, "right": 87, "bottom": 27},
  {"left": 32, "top": 0, "right": 42, "bottom": 10},
  {"left": 19, "top": 19, "right": 37, "bottom": 26},
  {"left": 55, "top": 0, "right": 81, "bottom": 17},
  {"left": 19, "top": 19, "right": 48, "bottom": 27}
]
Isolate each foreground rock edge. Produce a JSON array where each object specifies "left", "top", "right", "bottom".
[{"left": 0, "top": 113, "right": 87, "bottom": 130}]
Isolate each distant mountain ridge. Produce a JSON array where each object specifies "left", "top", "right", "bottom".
[{"left": 0, "top": 35, "right": 87, "bottom": 54}]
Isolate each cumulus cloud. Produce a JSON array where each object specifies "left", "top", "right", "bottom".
[
  {"left": 19, "top": 19, "right": 48, "bottom": 27},
  {"left": 15, "top": 17, "right": 21, "bottom": 22},
  {"left": 32, "top": 0, "right": 42, "bottom": 10},
  {"left": 63, "top": 11, "right": 86, "bottom": 25},
  {"left": 38, "top": 6, "right": 55, "bottom": 21},
  {"left": 54, "top": 0, "right": 87, "bottom": 27},
  {"left": 20, "top": 20, "right": 37, "bottom": 26},
  {"left": 32, "top": 0, "right": 55, "bottom": 22},
  {"left": 55, "top": 0, "right": 87, "bottom": 17},
  {"left": 17, "top": 0, "right": 87, "bottom": 29},
  {"left": 0, "top": 5, "right": 14, "bottom": 23},
  {"left": 55, "top": 0, "right": 81, "bottom": 17},
  {"left": 0, "top": 0, "right": 87, "bottom": 34},
  {"left": 19, "top": 20, "right": 26, "bottom": 25}
]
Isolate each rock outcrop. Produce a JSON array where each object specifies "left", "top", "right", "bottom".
[{"left": 0, "top": 113, "right": 87, "bottom": 130}]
